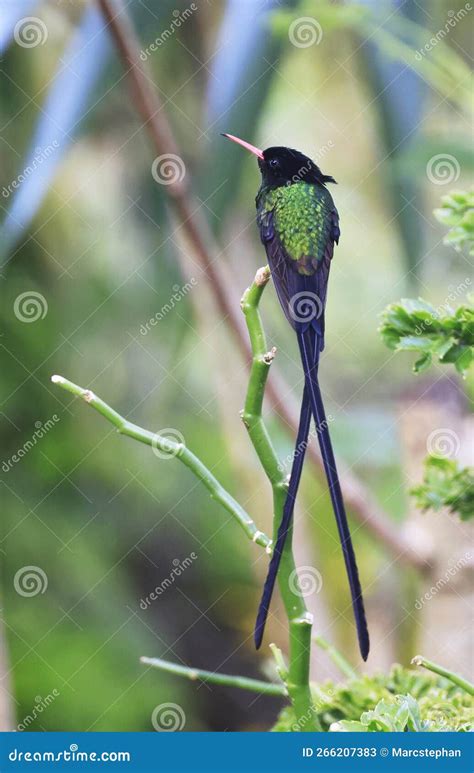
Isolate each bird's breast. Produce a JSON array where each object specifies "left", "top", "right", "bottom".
[{"left": 257, "top": 183, "right": 333, "bottom": 275}]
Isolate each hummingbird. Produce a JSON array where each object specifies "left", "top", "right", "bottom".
[{"left": 222, "top": 133, "right": 370, "bottom": 661}]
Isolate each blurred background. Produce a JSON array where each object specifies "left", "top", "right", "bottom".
[{"left": 0, "top": 0, "right": 472, "bottom": 732}]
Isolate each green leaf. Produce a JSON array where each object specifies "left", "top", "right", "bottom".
[
  {"left": 401, "top": 298, "right": 437, "bottom": 316},
  {"left": 399, "top": 336, "right": 436, "bottom": 351},
  {"left": 454, "top": 347, "right": 474, "bottom": 376},
  {"left": 330, "top": 720, "right": 367, "bottom": 732},
  {"left": 379, "top": 298, "right": 474, "bottom": 376},
  {"left": 434, "top": 189, "right": 474, "bottom": 255},
  {"left": 414, "top": 353, "right": 432, "bottom": 373},
  {"left": 411, "top": 457, "right": 474, "bottom": 521},
  {"left": 435, "top": 338, "right": 457, "bottom": 359},
  {"left": 271, "top": 662, "right": 474, "bottom": 732}
]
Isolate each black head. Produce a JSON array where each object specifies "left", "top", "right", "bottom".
[
  {"left": 258, "top": 146, "right": 336, "bottom": 188},
  {"left": 221, "top": 134, "right": 336, "bottom": 188}
]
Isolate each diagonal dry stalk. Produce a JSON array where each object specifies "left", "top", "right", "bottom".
[{"left": 95, "top": 0, "right": 431, "bottom": 573}]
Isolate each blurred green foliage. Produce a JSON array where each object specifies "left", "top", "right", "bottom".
[
  {"left": 272, "top": 664, "right": 474, "bottom": 732},
  {"left": 273, "top": 1, "right": 472, "bottom": 110},
  {"left": 434, "top": 190, "right": 474, "bottom": 256},
  {"left": 379, "top": 298, "right": 474, "bottom": 376},
  {"left": 411, "top": 457, "right": 474, "bottom": 521}
]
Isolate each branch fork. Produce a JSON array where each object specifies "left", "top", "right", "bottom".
[
  {"left": 51, "top": 268, "right": 319, "bottom": 728},
  {"left": 51, "top": 375, "right": 270, "bottom": 550}
]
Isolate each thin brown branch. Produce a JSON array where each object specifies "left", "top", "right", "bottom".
[{"left": 96, "top": 0, "right": 432, "bottom": 573}]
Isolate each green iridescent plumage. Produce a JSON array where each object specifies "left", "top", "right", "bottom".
[{"left": 257, "top": 182, "right": 335, "bottom": 275}]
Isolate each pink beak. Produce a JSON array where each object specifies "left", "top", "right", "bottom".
[{"left": 221, "top": 133, "right": 264, "bottom": 160}]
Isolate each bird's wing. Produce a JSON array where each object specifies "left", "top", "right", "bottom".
[{"left": 257, "top": 188, "right": 339, "bottom": 342}]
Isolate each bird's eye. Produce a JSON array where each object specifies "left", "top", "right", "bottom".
[{"left": 269, "top": 158, "right": 280, "bottom": 170}]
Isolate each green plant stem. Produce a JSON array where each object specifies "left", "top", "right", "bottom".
[
  {"left": 411, "top": 655, "right": 474, "bottom": 695},
  {"left": 314, "top": 635, "right": 358, "bottom": 680},
  {"left": 140, "top": 656, "right": 287, "bottom": 696},
  {"left": 240, "top": 267, "right": 320, "bottom": 731},
  {"left": 50, "top": 375, "right": 270, "bottom": 550},
  {"left": 270, "top": 643, "right": 288, "bottom": 682}
]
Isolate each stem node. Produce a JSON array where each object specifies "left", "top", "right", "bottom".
[{"left": 255, "top": 266, "right": 271, "bottom": 286}]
